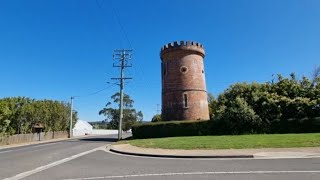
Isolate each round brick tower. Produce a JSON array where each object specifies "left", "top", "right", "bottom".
[{"left": 160, "top": 41, "right": 210, "bottom": 121}]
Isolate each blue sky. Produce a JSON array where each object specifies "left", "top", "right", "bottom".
[{"left": 0, "top": 0, "right": 319, "bottom": 122}]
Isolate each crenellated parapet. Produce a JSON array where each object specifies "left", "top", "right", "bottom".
[{"left": 160, "top": 41, "right": 205, "bottom": 59}]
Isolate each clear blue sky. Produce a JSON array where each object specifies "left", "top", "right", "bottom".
[{"left": 0, "top": 0, "right": 319, "bottom": 122}]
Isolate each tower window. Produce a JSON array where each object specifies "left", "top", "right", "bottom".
[
  {"left": 162, "top": 62, "right": 167, "bottom": 76},
  {"left": 180, "top": 66, "right": 188, "bottom": 73},
  {"left": 183, "top": 93, "right": 188, "bottom": 108}
]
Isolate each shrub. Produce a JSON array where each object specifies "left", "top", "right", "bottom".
[
  {"left": 214, "top": 97, "right": 262, "bottom": 134},
  {"left": 151, "top": 114, "right": 162, "bottom": 122},
  {"left": 132, "top": 120, "right": 211, "bottom": 139},
  {"left": 132, "top": 117, "right": 320, "bottom": 139},
  {"left": 270, "top": 117, "right": 320, "bottom": 134}
]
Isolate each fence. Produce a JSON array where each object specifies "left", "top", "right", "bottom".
[
  {"left": 92, "top": 129, "right": 119, "bottom": 135},
  {"left": 0, "top": 131, "right": 69, "bottom": 146}
]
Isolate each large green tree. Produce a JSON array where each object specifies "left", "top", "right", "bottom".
[
  {"left": 0, "top": 97, "right": 77, "bottom": 135},
  {"left": 209, "top": 70, "right": 320, "bottom": 134},
  {"left": 99, "top": 93, "right": 143, "bottom": 131}
]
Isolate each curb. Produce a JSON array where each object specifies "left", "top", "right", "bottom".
[{"left": 109, "top": 147, "right": 254, "bottom": 159}]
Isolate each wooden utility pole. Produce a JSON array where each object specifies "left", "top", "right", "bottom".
[{"left": 111, "top": 49, "right": 132, "bottom": 140}]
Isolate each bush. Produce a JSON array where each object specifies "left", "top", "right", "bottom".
[
  {"left": 132, "top": 120, "right": 211, "bottom": 139},
  {"left": 270, "top": 117, "right": 320, "bottom": 134},
  {"left": 151, "top": 114, "right": 162, "bottom": 122},
  {"left": 132, "top": 117, "right": 320, "bottom": 139},
  {"left": 214, "top": 97, "right": 262, "bottom": 135}
]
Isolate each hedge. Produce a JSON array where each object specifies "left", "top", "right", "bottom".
[
  {"left": 132, "top": 120, "right": 211, "bottom": 139},
  {"left": 269, "top": 117, "right": 320, "bottom": 134},
  {"left": 132, "top": 117, "right": 320, "bottom": 139}
]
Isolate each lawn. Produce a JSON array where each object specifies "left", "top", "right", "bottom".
[{"left": 123, "top": 133, "right": 320, "bottom": 150}]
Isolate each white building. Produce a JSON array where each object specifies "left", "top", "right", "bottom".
[{"left": 72, "top": 120, "right": 93, "bottom": 137}]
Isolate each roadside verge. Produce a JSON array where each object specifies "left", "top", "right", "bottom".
[
  {"left": 109, "top": 144, "right": 320, "bottom": 159},
  {"left": 109, "top": 144, "right": 253, "bottom": 158}
]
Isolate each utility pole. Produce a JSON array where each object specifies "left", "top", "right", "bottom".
[
  {"left": 157, "top": 104, "right": 160, "bottom": 115},
  {"left": 69, "top": 96, "right": 74, "bottom": 138},
  {"left": 111, "top": 49, "right": 132, "bottom": 140}
]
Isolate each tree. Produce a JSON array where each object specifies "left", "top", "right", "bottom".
[
  {"left": 151, "top": 114, "right": 162, "bottom": 122},
  {"left": 209, "top": 70, "right": 320, "bottom": 134},
  {"left": 207, "top": 93, "right": 218, "bottom": 119},
  {"left": 0, "top": 101, "right": 12, "bottom": 136},
  {"left": 0, "top": 97, "right": 77, "bottom": 135},
  {"left": 311, "top": 66, "right": 320, "bottom": 87},
  {"left": 215, "top": 97, "right": 262, "bottom": 134},
  {"left": 99, "top": 93, "right": 143, "bottom": 131}
]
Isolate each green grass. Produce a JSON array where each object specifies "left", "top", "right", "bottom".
[{"left": 122, "top": 133, "right": 320, "bottom": 150}]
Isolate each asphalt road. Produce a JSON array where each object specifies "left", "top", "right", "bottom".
[
  {"left": 1, "top": 134, "right": 320, "bottom": 180},
  {"left": 0, "top": 134, "right": 119, "bottom": 179}
]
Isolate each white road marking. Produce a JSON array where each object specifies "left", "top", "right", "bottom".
[
  {"left": 61, "top": 170, "right": 320, "bottom": 180},
  {"left": 0, "top": 150, "right": 13, "bottom": 154},
  {"left": 3, "top": 146, "right": 107, "bottom": 180}
]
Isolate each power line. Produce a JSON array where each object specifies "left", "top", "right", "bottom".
[
  {"left": 111, "top": 6, "right": 133, "bottom": 49},
  {"left": 95, "top": 0, "right": 133, "bottom": 49},
  {"left": 157, "top": 104, "right": 160, "bottom": 115},
  {"left": 95, "top": 0, "right": 104, "bottom": 9},
  {"left": 73, "top": 84, "right": 116, "bottom": 99}
]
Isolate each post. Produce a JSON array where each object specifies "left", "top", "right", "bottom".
[
  {"left": 112, "top": 49, "right": 132, "bottom": 140},
  {"left": 69, "top": 96, "right": 74, "bottom": 138},
  {"left": 118, "top": 51, "right": 125, "bottom": 140}
]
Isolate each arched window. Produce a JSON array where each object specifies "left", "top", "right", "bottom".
[
  {"left": 162, "top": 62, "right": 167, "bottom": 76},
  {"left": 183, "top": 93, "right": 188, "bottom": 108}
]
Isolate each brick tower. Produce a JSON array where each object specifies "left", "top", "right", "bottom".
[{"left": 160, "top": 41, "right": 210, "bottom": 121}]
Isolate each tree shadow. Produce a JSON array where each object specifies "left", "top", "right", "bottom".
[{"left": 78, "top": 137, "right": 117, "bottom": 143}]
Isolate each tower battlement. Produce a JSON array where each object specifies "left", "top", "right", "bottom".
[{"left": 160, "top": 41, "right": 205, "bottom": 59}]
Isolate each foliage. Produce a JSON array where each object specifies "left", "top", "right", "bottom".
[
  {"left": 0, "top": 101, "right": 12, "bottom": 136},
  {"left": 99, "top": 93, "right": 143, "bottom": 131},
  {"left": 207, "top": 93, "right": 218, "bottom": 119},
  {"left": 89, "top": 121, "right": 109, "bottom": 129},
  {"left": 0, "top": 97, "right": 77, "bottom": 136},
  {"left": 208, "top": 71, "right": 320, "bottom": 134},
  {"left": 132, "top": 120, "right": 210, "bottom": 139},
  {"left": 151, "top": 114, "right": 162, "bottom": 122},
  {"left": 214, "top": 97, "right": 262, "bottom": 134},
  {"left": 132, "top": 116, "right": 320, "bottom": 139}
]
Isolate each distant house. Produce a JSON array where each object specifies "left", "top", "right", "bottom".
[{"left": 72, "top": 120, "right": 93, "bottom": 137}]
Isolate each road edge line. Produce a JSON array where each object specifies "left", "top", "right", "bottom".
[
  {"left": 3, "top": 146, "right": 105, "bottom": 180},
  {"left": 61, "top": 170, "right": 320, "bottom": 180}
]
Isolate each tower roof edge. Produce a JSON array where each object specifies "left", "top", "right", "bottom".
[{"left": 160, "top": 41, "right": 205, "bottom": 58}]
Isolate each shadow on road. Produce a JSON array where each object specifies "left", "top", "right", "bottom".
[
  {"left": 65, "top": 133, "right": 132, "bottom": 143},
  {"left": 78, "top": 137, "right": 117, "bottom": 143}
]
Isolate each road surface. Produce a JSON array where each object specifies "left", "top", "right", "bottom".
[{"left": 0, "top": 134, "right": 319, "bottom": 180}]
